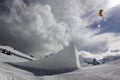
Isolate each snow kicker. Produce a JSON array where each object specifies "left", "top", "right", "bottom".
[{"left": 9, "top": 43, "right": 80, "bottom": 75}]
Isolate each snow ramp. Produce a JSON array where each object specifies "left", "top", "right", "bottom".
[{"left": 9, "top": 43, "right": 80, "bottom": 75}]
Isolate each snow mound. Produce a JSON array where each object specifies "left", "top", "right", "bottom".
[{"left": 9, "top": 43, "right": 80, "bottom": 75}]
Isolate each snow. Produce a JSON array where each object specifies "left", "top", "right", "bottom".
[
  {"left": 35, "top": 60, "right": 120, "bottom": 80},
  {"left": 0, "top": 63, "right": 35, "bottom": 80},
  {"left": 0, "top": 45, "right": 36, "bottom": 61},
  {"left": 0, "top": 53, "right": 28, "bottom": 62},
  {"left": 1, "top": 59, "right": 120, "bottom": 80},
  {"left": 78, "top": 44, "right": 120, "bottom": 66},
  {"left": 0, "top": 44, "right": 120, "bottom": 80},
  {"left": 9, "top": 43, "right": 80, "bottom": 74}
]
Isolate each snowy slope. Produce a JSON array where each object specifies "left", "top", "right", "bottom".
[
  {"left": 35, "top": 60, "right": 120, "bottom": 80},
  {"left": 0, "top": 44, "right": 120, "bottom": 80},
  {"left": 0, "top": 59, "right": 120, "bottom": 80},
  {"left": 0, "top": 62, "right": 36, "bottom": 80},
  {"left": 9, "top": 43, "right": 80, "bottom": 75},
  {"left": 0, "top": 45, "right": 36, "bottom": 61},
  {"left": 0, "top": 45, "right": 119, "bottom": 80},
  {"left": 0, "top": 50, "right": 36, "bottom": 80},
  {"left": 82, "top": 60, "right": 120, "bottom": 80},
  {"left": 0, "top": 53, "right": 29, "bottom": 62}
]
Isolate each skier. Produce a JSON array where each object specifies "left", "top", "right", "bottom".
[{"left": 98, "top": 9, "right": 104, "bottom": 19}]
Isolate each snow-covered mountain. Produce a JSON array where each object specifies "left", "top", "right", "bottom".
[{"left": 79, "top": 45, "right": 120, "bottom": 67}]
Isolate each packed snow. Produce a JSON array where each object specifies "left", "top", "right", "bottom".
[{"left": 0, "top": 44, "right": 120, "bottom": 80}]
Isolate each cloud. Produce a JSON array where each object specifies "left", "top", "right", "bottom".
[
  {"left": 98, "top": 5, "right": 120, "bottom": 33},
  {"left": 40, "top": 0, "right": 110, "bottom": 53},
  {"left": 0, "top": 0, "right": 119, "bottom": 58},
  {"left": 0, "top": 0, "right": 70, "bottom": 58},
  {"left": 79, "top": 33, "right": 120, "bottom": 62}
]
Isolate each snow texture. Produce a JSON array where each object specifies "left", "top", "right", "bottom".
[
  {"left": 0, "top": 44, "right": 120, "bottom": 80},
  {"left": 0, "top": 45, "right": 36, "bottom": 61},
  {"left": 9, "top": 43, "right": 80, "bottom": 75}
]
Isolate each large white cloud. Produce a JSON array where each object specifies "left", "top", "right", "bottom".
[
  {"left": 0, "top": 0, "right": 119, "bottom": 58},
  {"left": 79, "top": 33, "right": 120, "bottom": 61},
  {"left": 0, "top": 0, "right": 70, "bottom": 58},
  {"left": 45, "top": 0, "right": 111, "bottom": 53}
]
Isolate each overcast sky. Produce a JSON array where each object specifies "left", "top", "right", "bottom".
[{"left": 0, "top": 0, "right": 120, "bottom": 58}]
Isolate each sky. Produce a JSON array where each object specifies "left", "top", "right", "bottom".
[{"left": 0, "top": 0, "right": 120, "bottom": 58}]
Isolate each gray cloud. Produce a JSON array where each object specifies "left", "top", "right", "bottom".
[
  {"left": 43, "top": 0, "right": 109, "bottom": 53},
  {"left": 0, "top": 0, "right": 70, "bottom": 58},
  {"left": 0, "top": 0, "right": 117, "bottom": 58}
]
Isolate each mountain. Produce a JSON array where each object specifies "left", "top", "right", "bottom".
[{"left": 79, "top": 46, "right": 120, "bottom": 67}]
